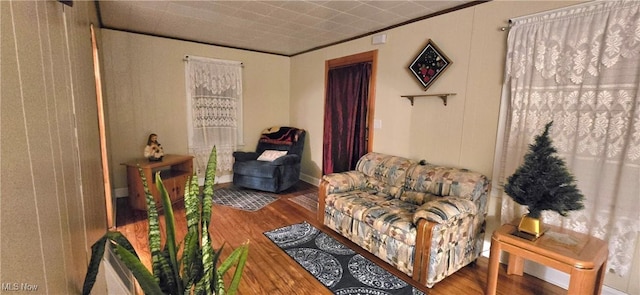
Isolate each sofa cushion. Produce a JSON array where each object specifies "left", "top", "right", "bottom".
[
  {"left": 398, "top": 191, "right": 439, "bottom": 206},
  {"left": 413, "top": 197, "right": 477, "bottom": 225},
  {"left": 356, "top": 152, "right": 415, "bottom": 198},
  {"left": 404, "top": 163, "right": 488, "bottom": 200},
  {"left": 325, "top": 191, "right": 419, "bottom": 246}
]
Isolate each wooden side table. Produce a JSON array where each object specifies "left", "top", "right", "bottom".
[
  {"left": 122, "top": 154, "right": 193, "bottom": 210},
  {"left": 486, "top": 223, "right": 608, "bottom": 295}
]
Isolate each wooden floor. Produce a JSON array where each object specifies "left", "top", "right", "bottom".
[{"left": 116, "top": 181, "right": 566, "bottom": 295}]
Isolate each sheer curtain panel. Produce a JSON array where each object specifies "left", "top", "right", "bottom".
[
  {"left": 493, "top": 1, "right": 640, "bottom": 275},
  {"left": 185, "top": 56, "right": 243, "bottom": 179}
]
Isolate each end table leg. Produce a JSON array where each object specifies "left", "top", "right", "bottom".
[
  {"left": 568, "top": 267, "right": 596, "bottom": 295},
  {"left": 594, "top": 260, "right": 607, "bottom": 295},
  {"left": 486, "top": 237, "right": 501, "bottom": 295},
  {"left": 507, "top": 253, "right": 525, "bottom": 275}
]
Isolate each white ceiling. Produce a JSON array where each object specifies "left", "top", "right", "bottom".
[{"left": 97, "top": 1, "right": 478, "bottom": 56}]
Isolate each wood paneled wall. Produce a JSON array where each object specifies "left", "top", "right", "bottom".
[{"left": 0, "top": 1, "right": 106, "bottom": 293}]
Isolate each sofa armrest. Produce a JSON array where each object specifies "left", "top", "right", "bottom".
[
  {"left": 412, "top": 197, "right": 478, "bottom": 225},
  {"left": 321, "top": 171, "right": 367, "bottom": 194},
  {"left": 318, "top": 171, "right": 368, "bottom": 223},
  {"left": 232, "top": 151, "right": 259, "bottom": 162},
  {"left": 412, "top": 196, "right": 485, "bottom": 286}
]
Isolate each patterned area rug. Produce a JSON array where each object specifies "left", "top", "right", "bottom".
[
  {"left": 212, "top": 187, "right": 278, "bottom": 211},
  {"left": 289, "top": 191, "right": 318, "bottom": 213},
  {"left": 264, "top": 222, "right": 425, "bottom": 295}
]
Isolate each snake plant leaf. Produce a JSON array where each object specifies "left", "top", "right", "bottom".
[
  {"left": 156, "top": 250, "right": 178, "bottom": 293},
  {"left": 112, "top": 242, "right": 164, "bottom": 295},
  {"left": 195, "top": 224, "right": 216, "bottom": 295},
  {"left": 106, "top": 231, "right": 139, "bottom": 260},
  {"left": 138, "top": 167, "right": 163, "bottom": 285},
  {"left": 83, "top": 145, "right": 247, "bottom": 295},
  {"left": 184, "top": 172, "right": 200, "bottom": 232},
  {"left": 82, "top": 231, "right": 142, "bottom": 295},
  {"left": 216, "top": 243, "right": 242, "bottom": 274},
  {"left": 183, "top": 169, "right": 203, "bottom": 290},
  {"left": 215, "top": 275, "right": 226, "bottom": 295},
  {"left": 181, "top": 228, "right": 202, "bottom": 289},
  {"left": 202, "top": 146, "right": 217, "bottom": 225},
  {"left": 220, "top": 242, "right": 249, "bottom": 295},
  {"left": 210, "top": 244, "right": 224, "bottom": 293},
  {"left": 205, "top": 232, "right": 220, "bottom": 292},
  {"left": 155, "top": 173, "right": 183, "bottom": 292},
  {"left": 82, "top": 234, "right": 109, "bottom": 295},
  {"left": 139, "top": 167, "right": 177, "bottom": 292}
]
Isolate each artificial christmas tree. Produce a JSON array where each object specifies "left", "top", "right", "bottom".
[{"left": 504, "top": 121, "right": 585, "bottom": 238}]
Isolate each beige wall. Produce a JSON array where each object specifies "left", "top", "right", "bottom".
[
  {"left": 290, "top": 1, "right": 637, "bottom": 294},
  {"left": 291, "top": 1, "right": 585, "bottom": 181},
  {"left": 100, "top": 30, "right": 291, "bottom": 190},
  {"left": 0, "top": 1, "right": 107, "bottom": 293}
]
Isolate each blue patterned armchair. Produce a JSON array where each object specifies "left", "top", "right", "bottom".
[
  {"left": 319, "top": 152, "right": 490, "bottom": 288},
  {"left": 232, "top": 126, "right": 306, "bottom": 193}
]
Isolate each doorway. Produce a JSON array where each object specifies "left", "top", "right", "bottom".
[{"left": 322, "top": 50, "right": 377, "bottom": 174}]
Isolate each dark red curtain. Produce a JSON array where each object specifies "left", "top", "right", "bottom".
[{"left": 323, "top": 62, "right": 371, "bottom": 174}]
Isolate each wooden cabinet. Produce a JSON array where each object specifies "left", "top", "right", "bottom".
[{"left": 122, "top": 154, "right": 194, "bottom": 211}]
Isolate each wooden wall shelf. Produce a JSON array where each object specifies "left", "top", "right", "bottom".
[{"left": 401, "top": 93, "right": 456, "bottom": 106}]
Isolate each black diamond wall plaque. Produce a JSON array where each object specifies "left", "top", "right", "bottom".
[{"left": 408, "top": 39, "right": 452, "bottom": 90}]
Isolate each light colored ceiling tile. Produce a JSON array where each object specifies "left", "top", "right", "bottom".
[
  {"left": 349, "top": 18, "right": 384, "bottom": 32},
  {"left": 237, "top": 1, "right": 278, "bottom": 16},
  {"left": 267, "top": 6, "right": 301, "bottom": 20},
  {"left": 389, "top": 2, "right": 436, "bottom": 19},
  {"left": 278, "top": 1, "right": 319, "bottom": 13},
  {"left": 289, "top": 14, "right": 325, "bottom": 27},
  {"left": 365, "top": 1, "right": 405, "bottom": 10},
  {"left": 98, "top": 0, "right": 476, "bottom": 56},
  {"left": 99, "top": 1, "right": 133, "bottom": 27},
  {"left": 345, "top": 3, "right": 384, "bottom": 19},
  {"left": 330, "top": 25, "right": 363, "bottom": 38},
  {"left": 123, "top": 4, "right": 166, "bottom": 32},
  {"left": 412, "top": 1, "right": 459, "bottom": 12},
  {"left": 306, "top": 5, "right": 341, "bottom": 19},
  {"left": 371, "top": 11, "right": 407, "bottom": 26},
  {"left": 319, "top": 1, "right": 363, "bottom": 11},
  {"left": 328, "top": 12, "right": 358, "bottom": 26}
]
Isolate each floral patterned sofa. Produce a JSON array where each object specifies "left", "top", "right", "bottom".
[{"left": 318, "top": 152, "right": 490, "bottom": 288}]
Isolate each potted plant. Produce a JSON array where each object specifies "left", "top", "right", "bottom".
[
  {"left": 82, "top": 146, "right": 248, "bottom": 294},
  {"left": 504, "top": 121, "right": 585, "bottom": 239}
]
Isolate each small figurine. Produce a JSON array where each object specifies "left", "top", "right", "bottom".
[{"left": 144, "top": 133, "right": 164, "bottom": 161}]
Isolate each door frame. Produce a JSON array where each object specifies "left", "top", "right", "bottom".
[{"left": 324, "top": 50, "right": 378, "bottom": 155}]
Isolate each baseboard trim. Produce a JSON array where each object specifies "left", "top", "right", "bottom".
[
  {"left": 300, "top": 173, "right": 320, "bottom": 186},
  {"left": 114, "top": 187, "right": 128, "bottom": 199},
  {"left": 116, "top": 174, "right": 312, "bottom": 198}
]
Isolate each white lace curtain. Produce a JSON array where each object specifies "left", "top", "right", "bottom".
[
  {"left": 493, "top": 1, "right": 640, "bottom": 275},
  {"left": 185, "top": 56, "right": 243, "bottom": 179}
]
